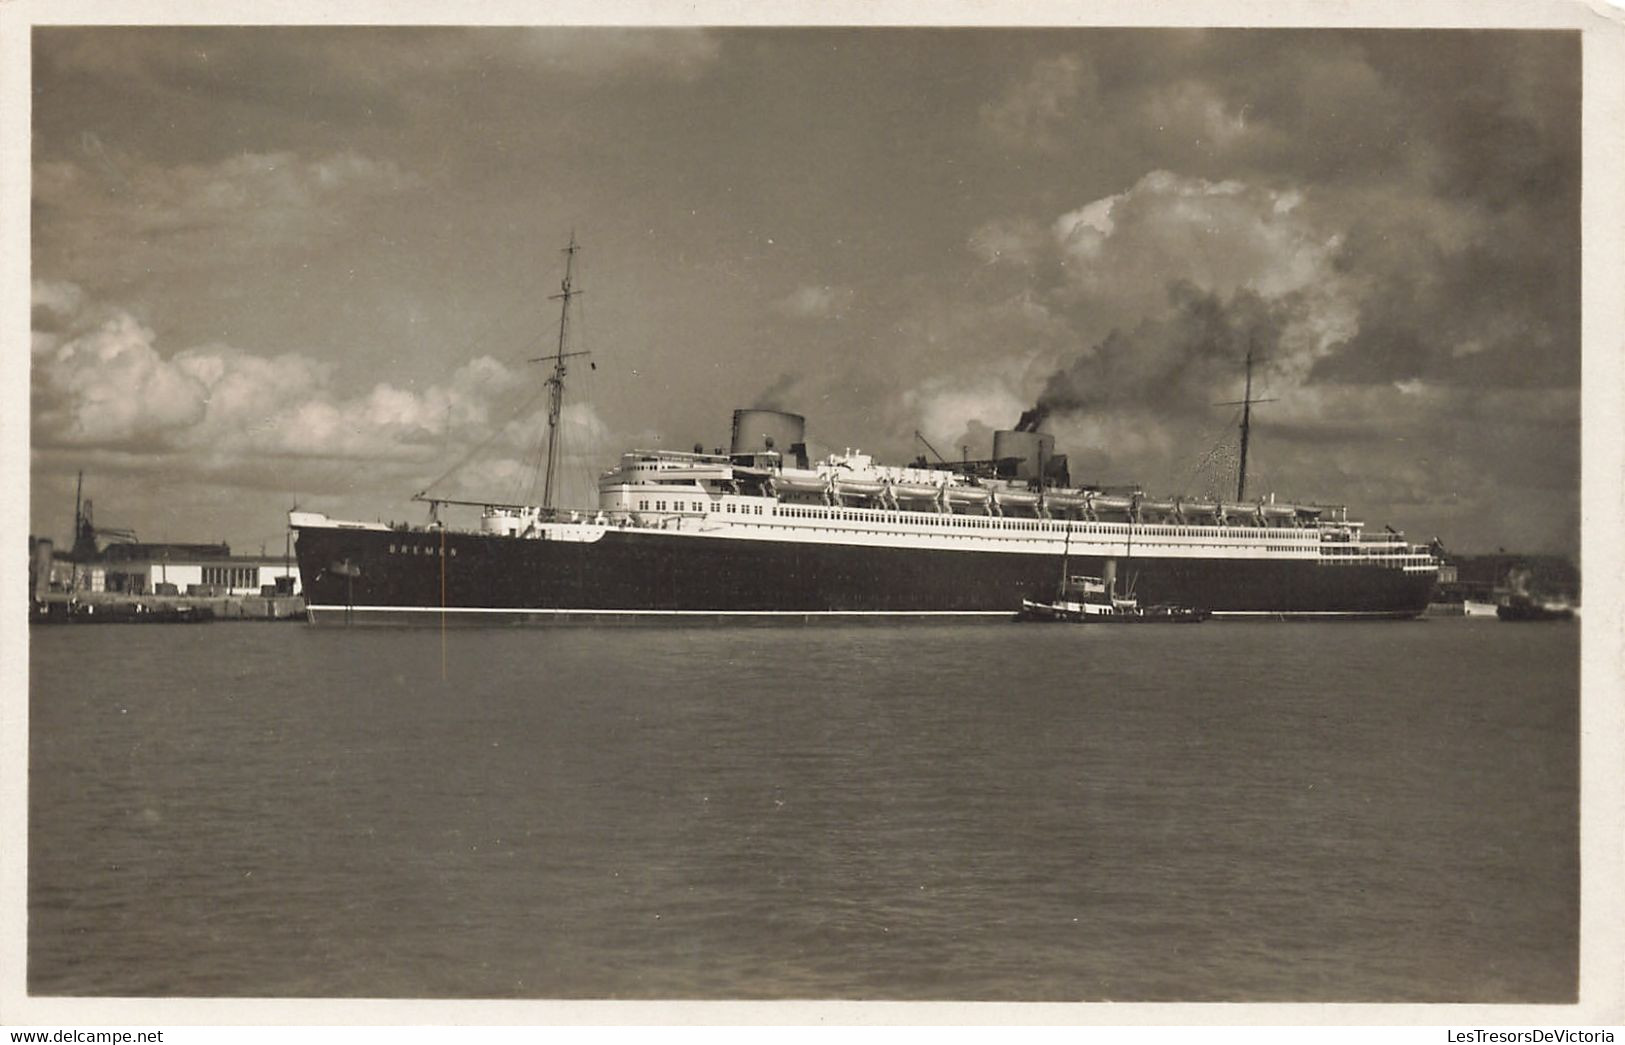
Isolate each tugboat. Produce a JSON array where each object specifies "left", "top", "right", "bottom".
[
  {"left": 1016, "top": 533, "right": 1209, "bottom": 624},
  {"left": 1495, "top": 593, "right": 1576, "bottom": 622},
  {"left": 1493, "top": 568, "right": 1577, "bottom": 621}
]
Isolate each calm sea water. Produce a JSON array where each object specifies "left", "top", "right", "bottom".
[{"left": 28, "top": 618, "right": 1577, "bottom": 1002}]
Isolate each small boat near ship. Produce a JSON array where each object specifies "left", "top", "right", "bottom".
[
  {"left": 1495, "top": 593, "right": 1575, "bottom": 622},
  {"left": 1015, "top": 534, "right": 1210, "bottom": 624},
  {"left": 1481, "top": 567, "right": 1578, "bottom": 622},
  {"left": 1016, "top": 580, "right": 1211, "bottom": 624}
]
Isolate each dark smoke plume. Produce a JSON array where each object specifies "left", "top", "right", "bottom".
[
  {"left": 1016, "top": 281, "right": 1292, "bottom": 429},
  {"left": 1014, "top": 405, "right": 1047, "bottom": 432}
]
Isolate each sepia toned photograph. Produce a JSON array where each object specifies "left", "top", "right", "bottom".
[{"left": 9, "top": 5, "right": 1622, "bottom": 1029}]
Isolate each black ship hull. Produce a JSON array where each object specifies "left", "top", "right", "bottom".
[{"left": 293, "top": 524, "right": 1435, "bottom": 625}]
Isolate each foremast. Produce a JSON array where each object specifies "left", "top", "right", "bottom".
[
  {"left": 410, "top": 235, "right": 592, "bottom": 523},
  {"left": 535, "top": 233, "right": 590, "bottom": 513}
]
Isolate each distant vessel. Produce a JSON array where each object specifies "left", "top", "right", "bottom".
[
  {"left": 1496, "top": 594, "right": 1575, "bottom": 622},
  {"left": 291, "top": 239, "right": 1440, "bottom": 625},
  {"left": 1493, "top": 567, "right": 1577, "bottom": 622},
  {"left": 1463, "top": 599, "right": 1500, "bottom": 618}
]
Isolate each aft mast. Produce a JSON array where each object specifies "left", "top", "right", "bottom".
[{"left": 1217, "top": 341, "right": 1276, "bottom": 502}]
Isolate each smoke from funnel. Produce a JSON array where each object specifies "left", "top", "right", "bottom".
[
  {"left": 1017, "top": 280, "right": 1290, "bottom": 428},
  {"left": 1015, "top": 406, "right": 1048, "bottom": 432}
]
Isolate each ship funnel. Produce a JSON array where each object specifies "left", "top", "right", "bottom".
[
  {"left": 731, "top": 409, "right": 807, "bottom": 465},
  {"left": 992, "top": 430, "right": 1055, "bottom": 481},
  {"left": 1102, "top": 558, "right": 1117, "bottom": 594}
]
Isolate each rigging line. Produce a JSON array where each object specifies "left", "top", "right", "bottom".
[
  {"left": 554, "top": 390, "right": 595, "bottom": 508},
  {"left": 518, "top": 425, "right": 547, "bottom": 507},
  {"left": 1176, "top": 407, "right": 1244, "bottom": 498},
  {"left": 516, "top": 393, "right": 555, "bottom": 507},
  {"left": 418, "top": 381, "right": 551, "bottom": 497},
  {"left": 365, "top": 326, "right": 556, "bottom": 490},
  {"left": 563, "top": 402, "right": 608, "bottom": 507},
  {"left": 412, "top": 316, "right": 571, "bottom": 503},
  {"left": 282, "top": 346, "right": 555, "bottom": 503}
]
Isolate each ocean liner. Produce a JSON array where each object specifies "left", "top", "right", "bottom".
[{"left": 291, "top": 240, "right": 1440, "bottom": 625}]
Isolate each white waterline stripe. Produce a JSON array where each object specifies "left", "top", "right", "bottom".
[
  {"left": 305, "top": 605, "right": 1013, "bottom": 617},
  {"left": 307, "top": 605, "right": 1416, "bottom": 619},
  {"left": 1210, "top": 610, "right": 1414, "bottom": 617}
]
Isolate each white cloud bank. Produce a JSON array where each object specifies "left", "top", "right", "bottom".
[{"left": 30, "top": 282, "right": 610, "bottom": 500}]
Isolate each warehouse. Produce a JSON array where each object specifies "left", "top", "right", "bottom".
[{"left": 98, "top": 544, "right": 302, "bottom": 597}]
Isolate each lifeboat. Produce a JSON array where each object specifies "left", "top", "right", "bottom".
[
  {"left": 832, "top": 479, "right": 886, "bottom": 503},
  {"left": 770, "top": 475, "right": 830, "bottom": 500},
  {"left": 993, "top": 488, "right": 1041, "bottom": 509},
  {"left": 1090, "top": 494, "right": 1134, "bottom": 515},
  {"left": 944, "top": 485, "right": 992, "bottom": 510},
  {"left": 1259, "top": 502, "right": 1297, "bottom": 520},
  {"left": 1177, "top": 499, "right": 1220, "bottom": 517},
  {"left": 889, "top": 482, "right": 943, "bottom": 504},
  {"left": 1042, "top": 490, "right": 1088, "bottom": 510},
  {"left": 1219, "top": 502, "right": 1261, "bottom": 522},
  {"left": 1138, "top": 498, "right": 1177, "bottom": 519}
]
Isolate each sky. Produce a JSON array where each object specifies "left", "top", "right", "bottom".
[{"left": 28, "top": 26, "right": 1582, "bottom": 556}]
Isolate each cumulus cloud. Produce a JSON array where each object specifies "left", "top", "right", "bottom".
[
  {"left": 1054, "top": 171, "right": 1345, "bottom": 319},
  {"left": 906, "top": 170, "right": 1362, "bottom": 454},
  {"left": 33, "top": 312, "right": 212, "bottom": 448},
  {"left": 29, "top": 289, "right": 560, "bottom": 485},
  {"left": 31, "top": 279, "right": 87, "bottom": 324}
]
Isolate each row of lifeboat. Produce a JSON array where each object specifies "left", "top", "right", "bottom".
[{"left": 764, "top": 474, "right": 1335, "bottom": 525}]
